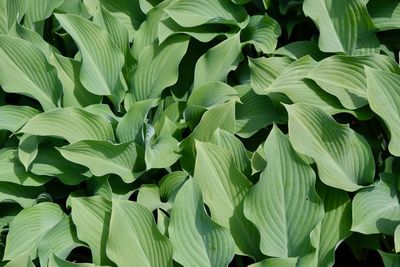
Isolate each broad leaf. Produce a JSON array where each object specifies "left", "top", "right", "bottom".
[
  {"left": 0, "top": 105, "right": 39, "bottom": 133},
  {"left": 106, "top": 200, "right": 173, "bottom": 267},
  {"left": 248, "top": 258, "right": 298, "bottom": 267},
  {"left": 244, "top": 125, "right": 324, "bottom": 258},
  {"left": 286, "top": 103, "right": 375, "bottom": 191},
  {"left": 368, "top": 0, "right": 400, "bottom": 31},
  {"left": 145, "top": 136, "right": 180, "bottom": 170},
  {"left": 169, "top": 179, "right": 235, "bottom": 267},
  {"left": 24, "top": 0, "right": 63, "bottom": 25}
]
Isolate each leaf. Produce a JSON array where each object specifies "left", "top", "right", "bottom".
[
  {"left": 137, "top": 184, "right": 170, "bottom": 212},
  {"left": 24, "top": 0, "right": 63, "bottom": 25},
  {"left": 130, "top": 35, "right": 189, "bottom": 101},
  {"left": 69, "top": 195, "right": 112, "bottom": 266},
  {"left": 352, "top": 173, "right": 400, "bottom": 235},
  {"left": 308, "top": 54, "right": 400, "bottom": 110},
  {"left": 379, "top": 251, "right": 400, "bottom": 267},
  {"left": 248, "top": 258, "right": 298, "bottom": 267},
  {"left": 395, "top": 225, "right": 400, "bottom": 253},
  {"left": 187, "top": 81, "right": 239, "bottom": 109},
  {"left": 165, "top": 0, "right": 247, "bottom": 27},
  {"left": 286, "top": 103, "right": 375, "bottom": 192},
  {"left": 19, "top": 107, "right": 115, "bottom": 143},
  {"left": 159, "top": 171, "right": 188, "bottom": 202},
  {"left": 368, "top": 0, "right": 400, "bottom": 31},
  {"left": 0, "top": 182, "right": 44, "bottom": 208},
  {"left": 0, "top": 105, "right": 39, "bottom": 133},
  {"left": 3, "top": 202, "right": 64, "bottom": 260},
  {"left": 145, "top": 135, "right": 180, "bottom": 170},
  {"left": 38, "top": 215, "right": 83, "bottom": 267},
  {"left": 194, "top": 141, "right": 261, "bottom": 258},
  {"left": 48, "top": 254, "right": 107, "bottom": 267},
  {"left": 366, "top": 68, "right": 400, "bottom": 157},
  {"left": 193, "top": 34, "right": 242, "bottom": 88},
  {"left": 55, "top": 14, "right": 125, "bottom": 96},
  {"left": 241, "top": 15, "right": 281, "bottom": 54},
  {"left": 0, "top": 35, "right": 62, "bottom": 111},
  {"left": 106, "top": 200, "right": 173, "bottom": 267},
  {"left": 244, "top": 125, "right": 324, "bottom": 258},
  {"left": 169, "top": 179, "right": 235, "bottom": 267},
  {"left": 3, "top": 254, "right": 35, "bottom": 267},
  {"left": 303, "top": 0, "right": 380, "bottom": 55},
  {"left": 273, "top": 41, "right": 327, "bottom": 61},
  {"left": 18, "top": 134, "right": 38, "bottom": 171},
  {"left": 59, "top": 141, "right": 143, "bottom": 183}
]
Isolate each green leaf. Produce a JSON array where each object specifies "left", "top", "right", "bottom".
[
  {"left": 137, "top": 184, "right": 171, "bottom": 212},
  {"left": 286, "top": 103, "right": 375, "bottom": 191},
  {"left": 130, "top": 35, "right": 189, "bottom": 101},
  {"left": 244, "top": 125, "right": 324, "bottom": 258},
  {"left": 248, "top": 258, "right": 298, "bottom": 267},
  {"left": 24, "top": 0, "right": 63, "bottom": 25},
  {"left": 194, "top": 141, "right": 261, "bottom": 258},
  {"left": 18, "top": 134, "right": 38, "bottom": 171},
  {"left": 48, "top": 254, "right": 107, "bottom": 267},
  {"left": 241, "top": 15, "right": 281, "bottom": 54},
  {"left": 0, "top": 35, "right": 62, "bottom": 111},
  {"left": 106, "top": 200, "right": 173, "bottom": 267},
  {"left": 145, "top": 135, "right": 180, "bottom": 170},
  {"left": 55, "top": 13, "right": 125, "bottom": 96},
  {"left": 169, "top": 179, "right": 235, "bottom": 267},
  {"left": 159, "top": 171, "right": 188, "bottom": 202},
  {"left": 59, "top": 141, "right": 143, "bottom": 183},
  {"left": 4, "top": 202, "right": 64, "bottom": 260},
  {"left": 0, "top": 105, "right": 39, "bottom": 133},
  {"left": 38, "top": 215, "right": 83, "bottom": 267},
  {"left": 3, "top": 254, "right": 35, "bottom": 267},
  {"left": 187, "top": 81, "right": 239, "bottom": 109},
  {"left": 165, "top": 0, "right": 247, "bottom": 27},
  {"left": 352, "top": 173, "right": 400, "bottom": 235},
  {"left": 308, "top": 54, "right": 400, "bottom": 110},
  {"left": 395, "top": 225, "right": 400, "bottom": 253},
  {"left": 368, "top": 0, "right": 400, "bottom": 31},
  {"left": 193, "top": 34, "right": 242, "bottom": 88},
  {"left": 0, "top": 182, "right": 44, "bottom": 208},
  {"left": 69, "top": 195, "right": 112, "bottom": 266},
  {"left": 366, "top": 68, "right": 400, "bottom": 157},
  {"left": 273, "top": 41, "right": 327, "bottom": 61},
  {"left": 19, "top": 107, "right": 115, "bottom": 143},
  {"left": 303, "top": 0, "right": 380, "bottom": 55}
]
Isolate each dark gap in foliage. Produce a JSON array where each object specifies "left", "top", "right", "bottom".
[{"left": 67, "top": 246, "right": 92, "bottom": 263}]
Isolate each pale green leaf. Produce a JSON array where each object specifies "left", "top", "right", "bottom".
[
  {"left": 165, "top": 0, "right": 247, "bottom": 27},
  {"left": 19, "top": 107, "right": 115, "bottom": 143},
  {"left": 48, "top": 254, "right": 108, "bottom": 267},
  {"left": 0, "top": 105, "right": 39, "bottom": 133},
  {"left": 308, "top": 54, "right": 400, "bottom": 110},
  {"left": 244, "top": 125, "right": 324, "bottom": 258},
  {"left": 169, "top": 179, "right": 235, "bottom": 267},
  {"left": 55, "top": 14, "right": 124, "bottom": 96},
  {"left": 137, "top": 184, "right": 171, "bottom": 212},
  {"left": 69, "top": 195, "right": 112, "bottom": 266},
  {"left": 368, "top": 0, "right": 400, "bottom": 31},
  {"left": 145, "top": 136, "right": 180, "bottom": 170},
  {"left": 248, "top": 258, "right": 298, "bottom": 267},
  {"left": 352, "top": 173, "right": 400, "bottom": 235},
  {"left": 159, "top": 171, "right": 188, "bottom": 202},
  {"left": 194, "top": 141, "right": 261, "bottom": 258},
  {"left": 3, "top": 254, "right": 34, "bottom": 267},
  {"left": 58, "top": 141, "right": 143, "bottom": 183},
  {"left": 188, "top": 81, "right": 239, "bottom": 109},
  {"left": 193, "top": 34, "right": 242, "bottom": 88},
  {"left": 24, "top": 0, "right": 63, "bottom": 25},
  {"left": 38, "top": 215, "right": 83, "bottom": 267},
  {"left": 395, "top": 225, "right": 400, "bottom": 253},
  {"left": 4, "top": 202, "right": 64, "bottom": 260},
  {"left": 273, "top": 41, "right": 327, "bottom": 61},
  {"left": 303, "top": 0, "right": 379, "bottom": 55},
  {"left": 0, "top": 35, "right": 62, "bottom": 111},
  {"left": 18, "top": 134, "right": 38, "bottom": 170},
  {"left": 366, "top": 68, "right": 400, "bottom": 157},
  {"left": 106, "top": 200, "right": 173, "bottom": 267},
  {"left": 286, "top": 103, "right": 375, "bottom": 191},
  {"left": 0, "top": 182, "right": 44, "bottom": 208}
]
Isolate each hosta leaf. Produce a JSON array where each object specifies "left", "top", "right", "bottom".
[
  {"left": 58, "top": 141, "right": 143, "bottom": 183},
  {"left": 273, "top": 41, "right": 327, "bottom": 61},
  {"left": 19, "top": 107, "right": 115, "bottom": 143},
  {"left": 165, "top": 0, "right": 247, "bottom": 27},
  {"left": 55, "top": 14, "right": 124, "bottom": 96},
  {"left": 3, "top": 254, "right": 35, "bottom": 267},
  {"left": 241, "top": 15, "right": 281, "bottom": 54},
  {"left": 169, "top": 179, "right": 235, "bottom": 267},
  {"left": 38, "top": 215, "right": 82, "bottom": 267},
  {"left": 286, "top": 103, "right": 375, "bottom": 191},
  {"left": 352, "top": 173, "right": 400, "bottom": 235},
  {"left": 235, "top": 84, "right": 284, "bottom": 138},
  {"left": 303, "top": 0, "right": 379, "bottom": 55},
  {"left": 48, "top": 254, "right": 107, "bottom": 267},
  {"left": 159, "top": 171, "right": 188, "bottom": 202},
  {"left": 396, "top": 225, "right": 400, "bottom": 253},
  {"left": 188, "top": 81, "right": 239, "bottom": 108},
  {"left": 0, "top": 148, "right": 49, "bottom": 186},
  {"left": 248, "top": 258, "right": 298, "bottom": 267},
  {"left": 106, "top": 200, "right": 173, "bottom": 267},
  {"left": 69, "top": 196, "right": 112, "bottom": 265},
  {"left": 366, "top": 68, "right": 400, "bottom": 157},
  {"left": 0, "top": 35, "right": 62, "bottom": 111},
  {"left": 18, "top": 134, "right": 38, "bottom": 170},
  {"left": 194, "top": 141, "right": 261, "bottom": 258},
  {"left": 50, "top": 52, "right": 101, "bottom": 108},
  {"left": 130, "top": 35, "right": 189, "bottom": 101},
  {"left": 30, "top": 146, "right": 90, "bottom": 185},
  {"left": 145, "top": 136, "right": 180, "bottom": 170},
  {"left": 0, "top": 105, "right": 39, "bottom": 133},
  {"left": 193, "top": 34, "right": 242, "bottom": 88},
  {"left": 117, "top": 99, "right": 159, "bottom": 144},
  {"left": 137, "top": 184, "right": 171, "bottom": 212},
  {"left": 0, "top": 182, "right": 43, "bottom": 208},
  {"left": 379, "top": 251, "right": 400, "bottom": 267},
  {"left": 244, "top": 125, "right": 324, "bottom": 258},
  {"left": 368, "top": 0, "right": 400, "bottom": 31},
  {"left": 24, "top": 0, "right": 63, "bottom": 25},
  {"left": 4, "top": 202, "right": 64, "bottom": 260},
  {"left": 308, "top": 54, "right": 400, "bottom": 110}
]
